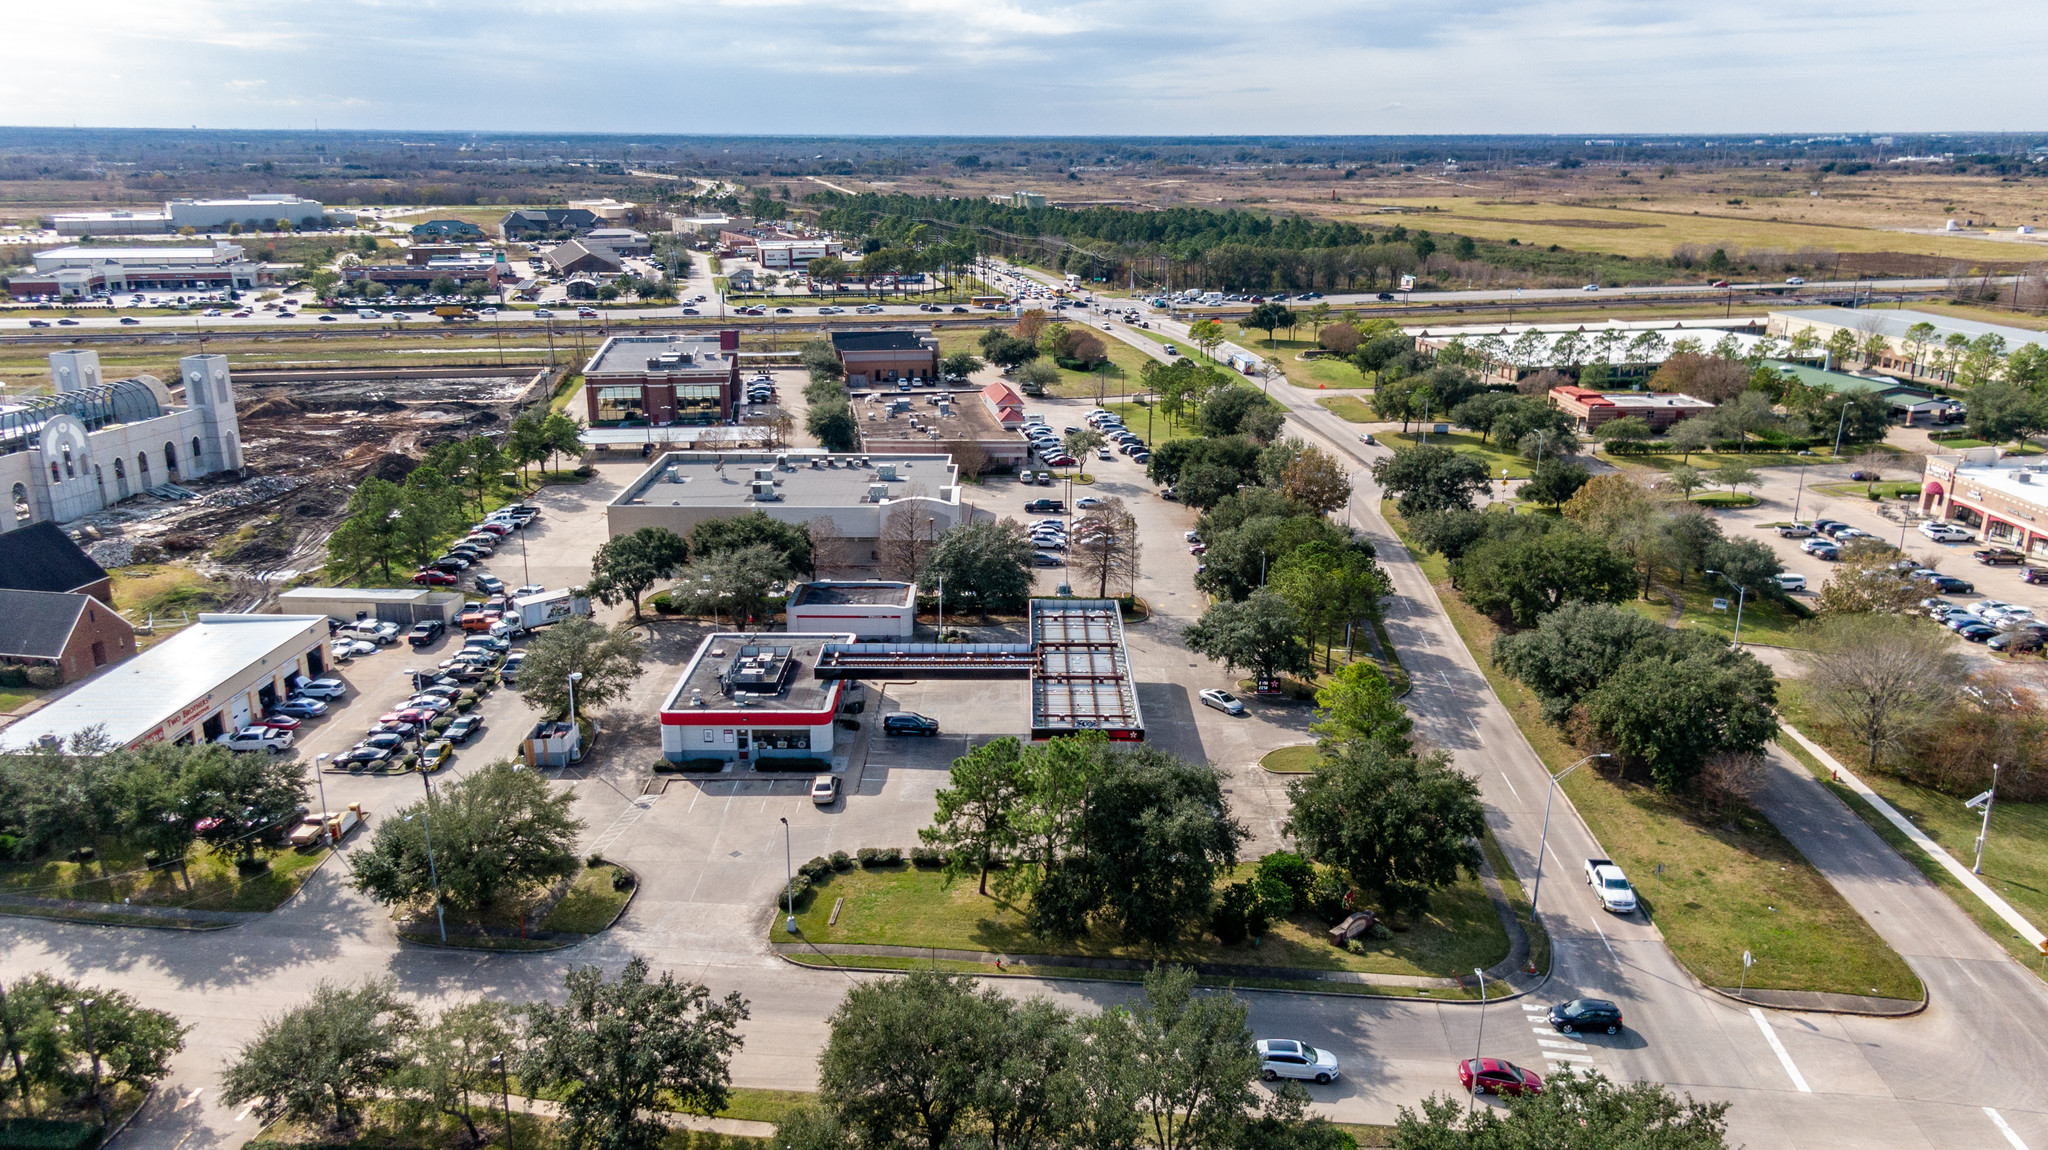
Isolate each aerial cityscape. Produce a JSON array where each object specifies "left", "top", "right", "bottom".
[{"left": 0, "top": 6, "right": 2045, "bottom": 1150}]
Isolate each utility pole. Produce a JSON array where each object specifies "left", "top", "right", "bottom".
[{"left": 1971, "top": 764, "right": 2001, "bottom": 874}]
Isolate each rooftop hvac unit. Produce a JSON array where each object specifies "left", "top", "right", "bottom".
[
  {"left": 877, "top": 462, "right": 899, "bottom": 481},
  {"left": 810, "top": 457, "right": 823, "bottom": 469},
  {"left": 752, "top": 481, "right": 781, "bottom": 501},
  {"left": 868, "top": 483, "right": 889, "bottom": 503},
  {"left": 753, "top": 467, "right": 774, "bottom": 482},
  {"left": 775, "top": 453, "right": 789, "bottom": 469}
]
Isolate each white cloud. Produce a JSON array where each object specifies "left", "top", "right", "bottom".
[{"left": 2, "top": 0, "right": 2044, "bottom": 132}]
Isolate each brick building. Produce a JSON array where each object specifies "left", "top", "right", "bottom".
[
  {"left": 0, "top": 589, "right": 136, "bottom": 684},
  {"left": 581, "top": 332, "right": 742, "bottom": 426},
  {"left": 1547, "top": 386, "right": 1714, "bottom": 431},
  {"left": 831, "top": 330, "right": 938, "bottom": 386}
]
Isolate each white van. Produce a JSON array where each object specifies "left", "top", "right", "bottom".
[{"left": 357, "top": 308, "right": 382, "bottom": 319}]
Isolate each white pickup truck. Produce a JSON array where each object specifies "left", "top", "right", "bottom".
[{"left": 1584, "top": 857, "right": 1638, "bottom": 914}]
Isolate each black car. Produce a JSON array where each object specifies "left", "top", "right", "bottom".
[
  {"left": 1927, "top": 575, "right": 1976, "bottom": 594},
  {"left": 407, "top": 620, "right": 446, "bottom": 647},
  {"left": 1547, "top": 998, "right": 1623, "bottom": 1035},
  {"left": 2024, "top": 567, "right": 2048, "bottom": 585},
  {"left": 882, "top": 712, "right": 941, "bottom": 736},
  {"left": 1989, "top": 630, "right": 2047, "bottom": 654},
  {"left": 445, "top": 715, "right": 483, "bottom": 743},
  {"left": 1975, "top": 547, "right": 2026, "bottom": 566},
  {"left": 1376, "top": 292, "right": 1395, "bottom": 301}
]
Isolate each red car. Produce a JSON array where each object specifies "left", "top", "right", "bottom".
[
  {"left": 1459, "top": 1058, "right": 1543, "bottom": 1097},
  {"left": 1711, "top": 280, "right": 1731, "bottom": 288},
  {"left": 411, "top": 569, "right": 458, "bottom": 586},
  {"left": 251, "top": 715, "right": 301, "bottom": 732}
]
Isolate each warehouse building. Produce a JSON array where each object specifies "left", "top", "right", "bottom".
[
  {"left": 8, "top": 243, "right": 262, "bottom": 299},
  {"left": 50, "top": 195, "right": 343, "bottom": 237},
  {"left": 658, "top": 632, "right": 854, "bottom": 765},
  {"left": 1767, "top": 308, "right": 2048, "bottom": 386},
  {"left": 0, "top": 613, "right": 330, "bottom": 751},
  {"left": 275, "top": 587, "right": 466, "bottom": 627}
]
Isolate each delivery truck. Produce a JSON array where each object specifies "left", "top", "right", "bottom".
[{"left": 509, "top": 589, "right": 590, "bottom": 632}]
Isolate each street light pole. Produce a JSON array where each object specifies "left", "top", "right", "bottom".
[
  {"left": 491, "top": 1053, "right": 514, "bottom": 1148},
  {"left": 1468, "top": 968, "right": 1488, "bottom": 1119},
  {"left": 1529, "top": 753, "right": 1612, "bottom": 918},
  {"left": 313, "top": 753, "right": 331, "bottom": 843},
  {"left": 567, "top": 671, "right": 584, "bottom": 734},
  {"left": 1974, "top": 763, "right": 2001, "bottom": 874},
  {"left": 1705, "top": 568, "right": 1747, "bottom": 646},
  {"left": 417, "top": 766, "right": 447, "bottom": 943},
  {"left": 1792, "top": 459, "right": 1809, "bottom": 524},
  {"left": 1833, "top": 400, "right": 1851, "bottom": 459},
  {"left": 780, "top": 816, "right": 797, "bottom": 933}
]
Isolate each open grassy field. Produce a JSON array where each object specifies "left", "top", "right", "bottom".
[
  {"left": 784, "top": 859, "right": 1511, "bottom": 980},
  {"left": 1103, "top": 400, "right": 1195, "bottom": 446},
  {"left": 1317, "top": 395, "right": 1376, "bottom": 422},
  {"left": 934, "top": 327, "right": 1156, "bottom": 401},
  {"left": 1342, "top": 195, "right": 2036, "bottom": 264},
  {"left": 1380, "top": 428, "right": 1536, "bottom": 479},
  {"left": 1385, "top": 502, "right": 1923, "bottom": 999},
  {"left": 1626, "top": 580, "right": 1817, "bottom": 649},
  {"left": 0, "top": 841, "right": 326, "bottom": 913}
]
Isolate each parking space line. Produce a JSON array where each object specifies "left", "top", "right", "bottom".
[
  {"left": 1987, "top": 1108, "right": 2030, "bottom": 1150},
  {"left": 1749, "top": 1008, "right": 1811, "bottom": 1093}
]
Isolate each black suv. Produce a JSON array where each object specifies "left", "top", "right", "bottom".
[
  {"left": 882, "top": 712, "right": 940, "bottom": 736},
  {"left": 407, "top": 620, "right": 446, "bottom": 647},
  {"left": 1547, "top": 998, "right": 1623, "bottom": 1035}
]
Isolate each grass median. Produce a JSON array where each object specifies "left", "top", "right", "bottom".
[
  {"left": 0, "top": 841, "right": 326, "bottom": 915},
  {"left": 1384, "top": 501, "right": 1923, "bottom": 1000},
  {"left": 780, "top": 859, "right": 1509, "bottom": 982},
  {"left": 1317, "top": 395, "right": 1376, "bottom": 422},
  {"left": 1626, "top": 580, "right": 1817, "bottom": 650}
]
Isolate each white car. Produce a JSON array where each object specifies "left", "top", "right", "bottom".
[
  {"left": 810, "top": 775, "right": 840, "bottom": 805},
  {"left": 1773, "top": 573, "right": 1807, "bottom": 593},
  {"left": 1584, "top": 858, "right": 1638, "bottom": 914},
  {"left": 1256, "top": 1039, "right": 1340, "bottom": 1084},
  {"left": 404, "top": 695, "right": 453, "bottom": 713},
  {"left": 217, "top": 726, "right": 293, "bottom": 753},
  {"left": 329, "top": 639, "right": 378, "bottom": 661},
  {"left": 1786, "top": 276, "right": 1807, "bottom": 286},
  {"left": 1076, "top": 497, "right": 1104, "bottom": 509},
  {"left": 1919, "top": 521, "right": 1974, "bottom": 543},
  {"left": 1582, "top": 283, "right": 1600, "bottom": 292},
  {"left": 293, "top": 678, "right": 348, "bottom": 700},
  {"left": 1199, "top": 688, "right": 1245, "bottom": 715}
]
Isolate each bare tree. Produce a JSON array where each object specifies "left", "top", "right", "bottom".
[
  {"left": 951, "top": 440, "right": 991, "bottom": 480},
  {"left": 1071, "top": 497, "right": 1140, "bottom": 599},
  {"left": 1799, "top": 614, "right": 1968, "bottom": 770},
  {"left": 807, "top": 515, "right": 854, "bottom": 577},
  {"left": 877, "top": 504, "right": 939, "bottom": 582}
]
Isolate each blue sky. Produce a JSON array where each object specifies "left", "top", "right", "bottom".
[{"left": 5, "top": 1, "right": 2044, "bottom": 134}]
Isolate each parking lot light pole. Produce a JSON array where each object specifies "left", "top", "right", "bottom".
[
  {"left": 1705, "top": 568, "right": 1747, "bottom": 646},
  {"left": 780, "top": 817, "right": 797, "bottom": 934},
  {"left": 1530, "top": 753, "right": 1611, "bottom": 918},
  {"left": 490, "top": 1054, "right": 514, "bottom": 1148},
  {"left": 415, "top": 764, "right": 448, "bottom": 944},
  {"left": 313, "top": 754, "right": 331, "bottom": 842},
  {"left": 567, "top": 671, "right": 584, "bottom": 733}
]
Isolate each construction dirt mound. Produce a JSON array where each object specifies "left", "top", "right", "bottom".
[
  {"left": 360, "top": 452, "right": 419, "bottom": 483},
  {"left": 241, "top": 396, "right": 307, "bottom": 420}
]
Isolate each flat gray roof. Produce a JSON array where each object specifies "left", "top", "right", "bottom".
[
  {"left": 586, "top": 334, "right": 736, "bottom": 377},
  {"left": 0, "top": 614, "right": 327, "bottom": 751},
  {"left": 1774, "top": 308, "right": 2048, "bottom": 349},
  {"left": 855, "top": 389, "right": 1011, "bottom": 444},
  {"left": 279, "top": 587, "right": 432, "bottom": 603},
  {"left": 789, "top": 582, "right": 914, "bottom": 607},
  {"left": 613, "top": 451, "right": 958, "bottom": 509},
  {"left": 662, "top": 632, "right": 851, "bottom": 714}
]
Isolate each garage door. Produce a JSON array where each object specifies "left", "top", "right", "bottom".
[{"left": 227, "top": 693, "right": 252, "bottom": 731}]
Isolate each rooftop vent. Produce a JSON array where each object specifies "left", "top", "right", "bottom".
[
  {"left": 868, "top": 483, "right": 889, "bottom": 503},
  {"left": 751, "top": 480, "right": 782, "bottom": 501}
]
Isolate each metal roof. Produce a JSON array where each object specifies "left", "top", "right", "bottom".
[
  {"left": 1773, "top": 307, "right": 2048, "bottom": 350},
  {"left": 0, "top": 378, "right": 164, "bottom": 456},
  {"left": 0, "top": 614, "right": 327, "bottom": 751},
  {"left": 1030, "top": 599, "right": 1143, "bottom": 737}
]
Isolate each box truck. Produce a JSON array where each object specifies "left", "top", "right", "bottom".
[{"left": 510, "top": 589, "right": 590, "bottom": 632}]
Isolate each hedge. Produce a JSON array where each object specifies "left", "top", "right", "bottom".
[
  {"left": 857, "top": 847, "right": 902, "bottom": 868},
  {"left": 0, "top": 1120, "right": 100, "bottom": 1150}
]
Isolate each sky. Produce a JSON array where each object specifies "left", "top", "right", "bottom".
[{"left": 4, "top": 0, "right": 2045, "bottom": 136}]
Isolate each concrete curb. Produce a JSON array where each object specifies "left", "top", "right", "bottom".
[{"left": 1700, "top": 983, "right": 1926, "bottom": 1018}]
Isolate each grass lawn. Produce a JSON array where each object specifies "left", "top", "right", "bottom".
[
  {"left": 108, "top": 562, "right": 224, "bottom": 618},
  {"left": 1814, "top": 480, "right": 1925, "bottom": 500},
  {"left": 1778, "top": 682, "right": 2048, "bottom": 976},
  {"left": 934, "top": 328, "right": 1157, "bottom": 401},
  {"left": 1626, "top": 580, "right": 1817, "bottom": 649},
  {"left": 1384, "top": 501, "right": 1924, "bottom": 999},
  {"left": 1218, "top": 333, "right": 1371, "bottom": 389},
  {"left": 537, "top": 863, "right": 633, "bottom": 933},
  {"left": 0, "top": 688, "right": 45, "bottom": 713},
  {"left": 0, "top": 841, "right": 326, "bottom": 913},
  {"left": 1262, "top": 745, "right": 1323, "bottom": 773},
  {"left": 1103, "top": 400, "right": 1197, "bottom": 446},
  {"left": 784, "top": 861, "right": 1510, "bottom": 980},
  {"left": 1317, "top": 395, "right": 1376, "bottom": 422},
  {"left": 1380, "top": 429, "right": 1536, "bottom": 480}
]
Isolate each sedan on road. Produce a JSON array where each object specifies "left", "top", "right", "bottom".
[
  {"left": 1925, "top": 574, "right": 1976, "bottom": 594},
  {"left": 1199, "top": 688, "right": 1245, "bottom": 715},
  {"left": 1548, "top": 998, "right": 1623, "bottom": 1035},
  {"left": 271, "top": 698, "right": 327, "bottom": 718},
  {"left": 1460, "top": 1058, "right": 1543, "bottom": 1097},
  {"left": 1256, "top": 1039, "right": 1340, "bottom": 1084}
]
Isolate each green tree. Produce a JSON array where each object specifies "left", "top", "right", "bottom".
[
  {"left": 920, "top": 738, "right": 1026, "bottom": 895},
  {"left": 1715, "top": 462, "right": 1760, "bottom": 497},
  {"left": 1450, "top": 392, "right": 1518, "bottom": 444},
  {"left": 1246, "top": 302, "right": 1296, "bottom": 348},
  {"left": 1188, "top": 318, "right": 1226, "bottom": 360},
  {"left": 686, "top": 543, "right": 791, "bottom": 629},
  {"left": 805, "top": 255, "right": 849, "bottom": 291},
  {"left": 1493, "top": 601, "right": 1675, "bottom": 724},
  {"left": 394, "top": 476, "right": 461, "bottom": 571},
  {"left": 348, "top": 762, "right": 582, "bottom": 914},
  {"left": 940, "top": 350, "right": 983, "bottom": 380},
  {"left": 816, "top": 970, "right": 1013, "bottom": 1150},
  {"left": 1666, "top": 463, "right": 1706, "bottom": 500},
  {"left": 1373, "top": 445, "right": 1492, "bottom": 518},
  {"left": 221, "top": 979, "right": 417, "bottom": 1131},
  {"left": 392, "top": 1001, "right": 519, "bottom": 1148},
  {"left": 587, "top": 526, "right": 689, "bottom": 620},
  {"left": 506, "top": 413, "right": 549, "bottom": 484},
  {"left": 798, "top": 338, "right": 844, "bottom": 380},
  {"left": 1964, "top": 380, "right": 2044, "bottom": 445},
  {"left": 1392, "top": 1069, "right": 1730, "bottom": 1149},
  {"left": 180, "top": 743, "right": 309, "bottom": 866},
  {"left": 808, "top": 398, "right": 860, "bottom": 451},
  {"left": 690, "top": 510, "right": 813, "bottom": 576},
  {"left": 1286, "top": 741, "right": 1485, "bottom": 916},
  {"left": 520, "top": 959, "right": 749, "bottom": 1150},
  {"left": 1270, "top": 541, "right": 1389, "bottom": 671},
  {"left": 1522, "top": 458, "right": 1589, "bottom": 507},
  {"left": 430, "top": 274, "right": 458, "bottom": 296},
  {"left": 1090, "top": 965, "right": 1271, "bottom": 1150},
  {"left": 1199, "top": 386, "right": 1268, "bottom": 438},
  {"left": 1310, "top": 661, "right": 1412, "bottom": 753},
  {"left": 517, "top": 617, "right": 646, "bottom": 721},
  {"left": 1014, "top": 359, "right": 1061, "bottom": 397},
  {"left": 978, "top": 330, "right": 1040, "bottom": 369},
  {"left": 536, "top": 409, "right": 585, "bottom": 476},
  {"left": 1583, "top": 647, "right": 1779, "bottom": 792},
  {"left": 925, "top": 518, "right": 1035, "bottom": 614},
  {"left": 325, "top": 477, "right": 406, "bottom": 581},
  {"left": 1183, "top": 589, "right": 1315, "bottom": 687},
  {"left": 1453, "top": 528, "right": 1636, "bottom": 627}
]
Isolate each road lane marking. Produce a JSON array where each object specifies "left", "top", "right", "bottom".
[
  {"left": 1536, "top": 1038, "right": 1588, "bottom": 1050},
  {"left": 1468, "top": 717, "right": 1484, "bottom": 744},
  {"left": 1499, "top": 772, "right": 1519, "bottom": 800},
  {"left": 1986, "top": 1108, "right": 2030, "bottom": 1150},
  {"left": 1749, "top": 1008, "right": 1811, "bottom": 1093}
]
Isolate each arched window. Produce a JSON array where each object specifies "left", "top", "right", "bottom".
[
  {"left": 163, "top": 442, "right": 178, "bottom": 478},
  {"left": 11, "top": 483, "right": 29, "bottom": 523},
  {"left": 113, "top": 457, "right": 125, "bottom": 479},
  {"left": 49, "top": 462, "right": 59, "bottom": 483},
  {"left": 217, "top": 378, "right": 230, "bottom": 405},
  {"left": 192, "top": 436, "right": 204, "bottom": 466},
  {"left": 137, "top": 453, "right": 150, "bottom": 483},
  {"left": 61, "top": 445, "right": 75, "bottom": 478}
]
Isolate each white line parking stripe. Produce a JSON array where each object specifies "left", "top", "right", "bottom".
[
  {"left": 1986, "top": 1108, "right": 2030, "bottom": 1150},
  {"left": 1749, "top": 1008, "right": 1811, "bottom": 1093}
]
